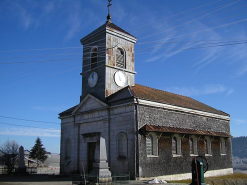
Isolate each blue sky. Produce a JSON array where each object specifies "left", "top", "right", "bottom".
[{"left": 0, "top": 0, "right": 247, "bottom": 153}]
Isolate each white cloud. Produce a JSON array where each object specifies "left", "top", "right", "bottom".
[
  {"left": 235, "top": 119, "right": 247, "bottom": 125},
  {"left": 226, "top": 89, "right": 234, "bottom": 96},
  {"left": 43, "top": 1, "right": 54, "bottom": 15},
  {"left": 32, "top": 106, "right": 65, "bottom": 112},
  {"left": 0, "top": 128, "right": 60, "bottom": 137},
  {"left": 164, "top": 84, "right": 232, "bottom": 96}
]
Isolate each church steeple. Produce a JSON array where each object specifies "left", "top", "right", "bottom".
[
  {"left": 107, "top": 0, "right": 112, "bottom": 23},
  {"left": 80, "top": 3, "right": 137, "bottom": 101}
]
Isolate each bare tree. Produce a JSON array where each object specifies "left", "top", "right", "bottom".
[{"left": 0, "top": 139, "right": 19, "bottom": 173}]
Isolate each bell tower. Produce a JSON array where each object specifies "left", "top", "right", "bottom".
[{"left": 80, "top": 1, "right": 137, "bottom": 101}]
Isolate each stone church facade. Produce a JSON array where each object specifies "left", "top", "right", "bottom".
[{"left": 59, "top": 18, "right": 233, "bottom": 180}]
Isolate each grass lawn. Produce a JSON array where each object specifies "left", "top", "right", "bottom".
[{"left": 167, "top": 173, "right": 247, "bottom": 185}]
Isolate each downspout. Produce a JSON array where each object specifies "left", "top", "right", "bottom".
[{"left": 135, "top": 98, "right": 139, "bottom": 179}]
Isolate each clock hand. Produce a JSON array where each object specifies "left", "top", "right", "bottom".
[{"left": 119, "top": 75, "right": 121, "bottom": 81}]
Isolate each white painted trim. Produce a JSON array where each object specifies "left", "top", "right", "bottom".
[
  {"left": 139, "top": 168, "right": 233, "bottom": 181},
  {"left": 137, "top": 99, "right": 230, "bottom": 121}
]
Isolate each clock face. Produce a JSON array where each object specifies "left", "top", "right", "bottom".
[
  {"left": 88, "top": 72, "right": 98, "bottom": 87},
  {"left": 114, "top": 71, "right": 127, "bottom": 87}
]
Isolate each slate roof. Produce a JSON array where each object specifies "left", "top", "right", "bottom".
[
  {"left": 129, "top": 84, "right": 229, "bottom": 116},
  {"left": 80, "top": 21, "right": 136, "bottom": 44},
  {"left": 106, "top": 22, "right": 136, "bottom": 38}
]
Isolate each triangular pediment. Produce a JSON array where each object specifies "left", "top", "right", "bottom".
[{"left": 72, "top": 94, "right": 108, "bottom": 114}]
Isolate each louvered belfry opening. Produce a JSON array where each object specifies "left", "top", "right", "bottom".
[
  {"left": 116, "top": 48, "right": 125, "bottom": 68},
  {"left": 91, "top": 48, "right": 98, "bottom": 69}
]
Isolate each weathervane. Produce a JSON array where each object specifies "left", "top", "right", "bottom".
[{"left": 107, "top": 0, "right": 112, "bottom": 22}]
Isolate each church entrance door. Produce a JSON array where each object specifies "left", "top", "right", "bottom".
[{"left": 88, "top": 142, "right": 96, "bottom": 173}]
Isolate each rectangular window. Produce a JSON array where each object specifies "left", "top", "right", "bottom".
[{"left": 220, "top": 139, "right": 226, "bottom": 155}]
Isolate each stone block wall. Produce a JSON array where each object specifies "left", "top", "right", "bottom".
[
  {"left": 109, "top": 104, "right": 136, "bottom": 177},
  {"left": 60, "top": 117, "right": 78, "bottom": 174}
]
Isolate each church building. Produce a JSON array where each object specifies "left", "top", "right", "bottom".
[{"left": 59, "top": 4, "right": 233, "bottom": 180}]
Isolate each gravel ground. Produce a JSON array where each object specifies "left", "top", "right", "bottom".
[{"left": 0, "top": 174, "right": 188, "bottom": 185}]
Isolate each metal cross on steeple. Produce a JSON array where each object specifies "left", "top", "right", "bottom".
[{"left": 107, "top": 0, "right": 112, "bottom": 22}]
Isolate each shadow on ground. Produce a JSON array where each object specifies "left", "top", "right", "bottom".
[{"left": 0, "top": 174, "right": 71, "bottom": 182}]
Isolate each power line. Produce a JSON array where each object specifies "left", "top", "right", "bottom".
[
  {"left": 0, "top": 122, "right": 60, "bottom": 131},
  {"left": 136, "top": 40, "right": 247, "bottom": 54},
  {"left": 138, "top": 18, "right": 247, "bottom": 45},
  {"left": 0, "top": 115, "right": 60, "bottom": 124},
  {"left": 129, "top": 0, "right": 223, "bottom": 31},
  {"left": 136, "top": 40, "right": 247, "bottom": 51},
  {"left": 0, "top": 47, "right": 82, "bottom": 53},
  {"left": 136, "top": 3, "right": 247, "bottom": 35},
  {"left": 136, "top": 38, "right": 247, "bottom": 45},
  {"left": 0, "top": 52, "right": 82, "bottom": 60},
  {"left": 0, "top": 57, "right": 81, "bottom": 64},
  {"left": 0, "top": 38, "right": 106, "bottom": 53},
  {"left": 138, "top": 0, "right": 242, "bottom": 40}
]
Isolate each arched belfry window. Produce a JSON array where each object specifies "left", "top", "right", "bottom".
[
  {"left": 116, "top": 48, "right": 125, "bottom": 68},
  {"left": 91, "top": 47, "right": 98, "bottom": 69},
  {"left": 117, "top": 133, "right": 127, "bottom": 159}
]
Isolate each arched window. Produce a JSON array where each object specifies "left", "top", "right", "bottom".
[
  {"left": 146, "top": 135, "right": 153, "bottom": 156},
  {"left": 189, "top": 138, "right": 194, "bottom": 154},
  {"left": 91, "top": 47, "right": 98, "bottom": 69},
  {"left": 172, "top": 137, "right": 177, "bottom": 155},
  {"left": 116, "top": 48, "right": 125, "bottom": 68},
  {"left": 172, "top": 134, "right": 182, "bottom": 156},
  {"left": 65, "top": 139, "right": 71, "bottom": 159},
  {"left": 189, "top": 135, "right": 198, "bottom": 155},
  {"left": 204, "top": 139, "right": 208, "bottom": 154},
  {"left": 204, "top": 136, "right": 212, "bottom": 155},
  {"left": 146, "top": 133, "right": 158, "bottom": 156},
  {"left": 118, "top": 133, "right": 127, "bottom": 159},
  {"left": 220, "top": 138, "right": 226, "bottom": 155}
]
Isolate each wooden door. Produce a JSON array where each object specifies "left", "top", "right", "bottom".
[{"left": 88, "top": 142, "right": 96, "bottom": 173}]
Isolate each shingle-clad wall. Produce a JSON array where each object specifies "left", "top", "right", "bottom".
[
  {"left": 137, "top": 104, "right": 232, "bottom": 177},
  {"left": 138, "top": 134, "right": 232, "bottom": 177},
  {"left": 137, "top": 105, "right": 230, "bottom": 133}
]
